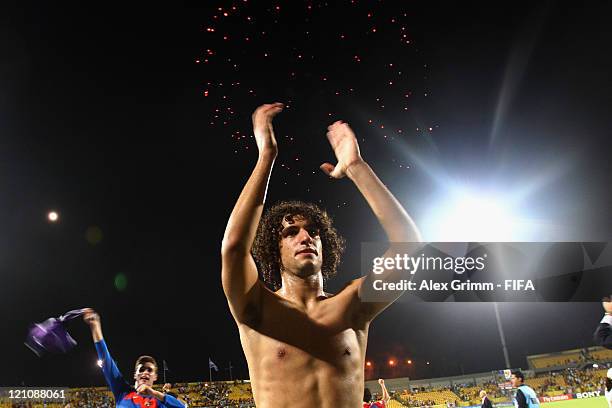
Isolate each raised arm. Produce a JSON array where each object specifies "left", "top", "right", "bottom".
[
  {"left": 221, "top": 103, "right": 283, "bottom": 321},
  {"left": 320, "top": 121, "right": 421, "bottom": 320},
  {"left": 378, "top": 379, "right": 391, "bottom": 405},
  {"left": 83, "top": 309, "right": 130, "bottom": 400}
]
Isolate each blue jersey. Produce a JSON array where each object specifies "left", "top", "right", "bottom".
[
  {"left": 514, "top": 385, "right": 539, "bottom": 408},
  {"left": 95, "top": 340, "right": 186, "bottom": 408}
]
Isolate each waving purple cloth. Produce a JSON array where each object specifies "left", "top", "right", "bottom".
[{"left": 25, "top": 308, "right": 89, "bottom": 356}]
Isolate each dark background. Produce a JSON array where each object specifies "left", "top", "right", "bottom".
[{"left": 1, "top": 1, "right": 610, "bottom": 386}]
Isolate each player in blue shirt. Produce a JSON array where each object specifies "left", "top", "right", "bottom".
[
  {"left": 511, "top": 371, "right": 539, "bottom": 408},
  {"left": 83, "top": 308, "right": 186, "bottom": 408}
]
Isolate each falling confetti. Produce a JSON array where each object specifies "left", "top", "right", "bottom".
[{"left": 196, "top": 2, "right": 433, "bottom": 184}]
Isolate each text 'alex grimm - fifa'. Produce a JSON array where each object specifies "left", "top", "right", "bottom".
[
  {"left": 371, "top": 279, "right": 536, "bottom": 291},
  {"left": 369, "top": 253, "right": 535, "bottom": 292}
]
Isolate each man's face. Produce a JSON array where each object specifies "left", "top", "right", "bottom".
[
  {"left": 278, "top": 214, "right": 323, "bottom": 277},
  {"left": 510, "top": 374, "right": 522, "bottom": 388},
  {"left": 134, "top": 362, "right": 157, "bottom": 387}
]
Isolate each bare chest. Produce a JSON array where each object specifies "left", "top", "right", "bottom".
[
  {"left": 239, "top": 297, "right": 367, "bottom": 369},
  {"left": 235, "top": 292, "right": 368, "bottom": 408}
]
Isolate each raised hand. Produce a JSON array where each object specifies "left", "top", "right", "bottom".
[
  {"left": 83, "top": 308, "right": 103, "bottom": 341},
  {"left": 83, "top": 308, "right": 100, "bottom": 328},
  {"left": 320, "top": 120, "right": 363, "bottom": 179},
  {"left": 252, "top": 102, "right": 284, "bottom": 157}
]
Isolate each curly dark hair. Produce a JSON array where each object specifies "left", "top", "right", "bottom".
[{"left": 251, "top": 201, "right": 346, "bottom": 290}]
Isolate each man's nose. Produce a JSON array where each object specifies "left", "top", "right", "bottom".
[{"left": 299, "top": 230, "right": 314, "bottom": 243}]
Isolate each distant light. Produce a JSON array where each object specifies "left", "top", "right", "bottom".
[
  {"left": 407, "top": 359, "right": 413, "bottom": 365},
  {"left": 388, "top": 359, "right": 395, "bottom": 366},
  {"left": 593, "top": 364, "right": 599, "bottom": 368},
  {"left": 97, "top": 359, "right": 103, "bottom": 368},
  {"left": 366, "top": 361, "right": 372, "bottom": 367},
  {"left": 48, "top": 211, "right": 59, "bottom": 222},
  {"left": 426, "top": 361, "right": 430, "bottom": 365}
]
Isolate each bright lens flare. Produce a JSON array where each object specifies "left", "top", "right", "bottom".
[{"left": 422, "top": 190, "right": 532, "bottom": 242}]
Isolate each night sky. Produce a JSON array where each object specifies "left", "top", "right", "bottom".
[{"left": 1, "top": 1, "right": 611, "bottom": 387}]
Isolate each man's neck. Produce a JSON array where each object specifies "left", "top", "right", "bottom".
[{"left": 278, "top": 272, "right": 326, "bottom": 307}]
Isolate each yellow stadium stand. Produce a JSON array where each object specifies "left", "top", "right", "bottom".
[
  {"left": 530, "top": 353, "right": 581, "bottom": 369},
  {"left": 590, "top": 348, "right": 612, "bottom": 361},
  {"left": 401, "top": 389, "right": 461, "bottom": 405},
  {"left": 228, "top": 382, "right": 253, "bottom": 401}
]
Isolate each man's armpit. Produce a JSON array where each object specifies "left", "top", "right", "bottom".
[{"left": 241, "top": 299, "right": 263, "bottom": 328}]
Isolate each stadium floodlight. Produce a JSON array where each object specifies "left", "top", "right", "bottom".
[
  {"left": 421, "top": 187, "right": 537, "bottom": 242},
  {"left": 420, "top": 184, "right": 536, "bottom": 370}
]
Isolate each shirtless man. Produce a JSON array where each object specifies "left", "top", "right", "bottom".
[{"left": 221, "top": 102, "right": 421, "bottom": 408}]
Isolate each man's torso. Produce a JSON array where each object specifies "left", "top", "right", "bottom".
[{"left": 237, "top": 282, "right": 368, "bottom": 408}]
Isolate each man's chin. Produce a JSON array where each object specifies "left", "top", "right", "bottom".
[{"left": 296, "top": 265, "right": 321, "bottom": 277}]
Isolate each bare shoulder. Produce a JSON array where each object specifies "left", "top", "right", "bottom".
[
  {"left": 337, "top": 277, "right": 364, "bottom": 295},
  {"left": 335, "top": 276, "right": 393, "bottom": 325},
  {"left": 228, "top": 279, "right": 277, "bottom": 326},
  {"left": 321, "top": 277, "right": 362, "bottom": 301},
  {"left": 318, "top": 277, "right": 369, "bottom": 327},
  {"left": 238, "top": 281, "right": 305, "bottom": 321}
]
